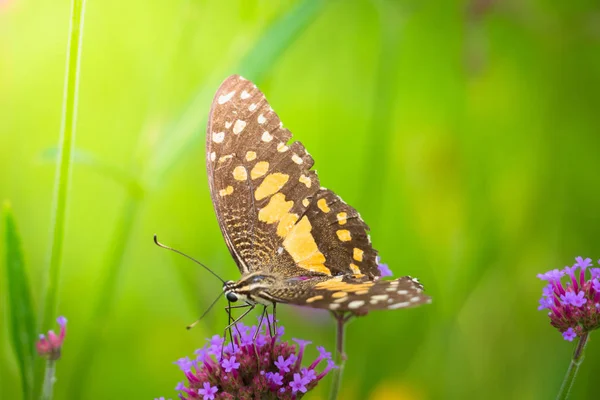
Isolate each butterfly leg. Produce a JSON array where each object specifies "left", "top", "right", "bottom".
[
  {"left": 272, "top": 303, "right": 278, "bottom": 337},
  {"left": 225, "top": 303, "right": 253, "bottom": 339},
  {"left": 223, "top": 303, "right": 256, "bottom": 338},
  {"left": 255, "top": 305, "right": 269, "bottom": 340},
  {"left": 222, "top": 302, "right": 254, "bottom": 358}
]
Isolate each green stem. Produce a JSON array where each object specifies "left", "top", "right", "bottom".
[
  {"left": 329, "top": 313, "right": 348, "bottom": 400},
  {"left": 556, "top": 332, "right": 589, "bottom": 400},
  {"left": 40, "top": 360, "right": 56, "bottom": 400},
  {"left": 41, "top": 0, "right": 87, "bottom": 331}
]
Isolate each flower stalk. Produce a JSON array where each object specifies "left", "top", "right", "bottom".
[
  {"left": 328, "top": 312, "right": 349, "bottom": 400},
  {"left": 556, "top": 332, "right": 589, "bottom": 400},
  {"left": 41, "top": 360, "right": 56, "bottom": 400}
]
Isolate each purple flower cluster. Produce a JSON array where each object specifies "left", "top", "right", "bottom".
[
  {"left": 537, "top": 256, "right": 600, "bottom": 341},
  {"left": 167, "top": 315, "right": 336, "bottom": 400},
  {"left": 36, "top": 316, "right": 67, "bottom": 361}
]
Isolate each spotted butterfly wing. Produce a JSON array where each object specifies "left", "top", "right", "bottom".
[{"left": 207, "top": 75, "right": 430, "bottom": 313}]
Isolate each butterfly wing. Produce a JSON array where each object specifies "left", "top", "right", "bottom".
[
  {"left": 266, "top": 275, "right": 431, "bottom": 313},
  {"left": 207, "top": 75, "right": 381, "bottom": 279}
]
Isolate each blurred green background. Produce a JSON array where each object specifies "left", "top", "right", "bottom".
[{"left": 2, "top": 0, "right": 600, "bottom": 399}]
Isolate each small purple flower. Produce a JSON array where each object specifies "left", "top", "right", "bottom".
[
  {"left": 537, "top": 269, "right": 564, "bottom": 282},
  {"left": 301, "top": 367, "right": 317, "bottom": 383},
  {"left": 221, "top": 356, "right": 240, "bottom": 373},
  {"left": 538, "top": 296, "right": 554, "bottom": 311},
  {"left": 275, "top": 354, "right": 297, "bottom": 373},
  {"left": 166, "top": 314, "right": 336, "bottom": 399},
  {"left": 36, "top": 316, "right": 68, "bottom": 361},
  {"left": 563, "top": 328, "right": 577, "bottom": 342},
  {"left": 289, "top": 373, "right": 308, "bottom": 394},
  {"left": 560, "top": 291, "right": 587, "bottom": 307},
  {"left": 265, "top": 371, "right": 284, "bottom": 386},
  {"left": 575, "top": 257, "right": 592, "bottom": 269},
  {"left": 542, "top": 284, "right": 554, "bottom": 297},
  {"left": 208, "top": 335, "right": 224, "bottom": 354},
  {"left": 378, "top": 263, "right": 393, "bottom": 277},
  {"left": 317, "top": 346, "right": 332, "bottom": 360},
  {"left": 537, "top": 256, "right": 600, "bottom": 341},
  {"left": 197, "top": 382, "right": 218, "bottom": 400}
]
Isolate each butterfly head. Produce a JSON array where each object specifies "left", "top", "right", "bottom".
[{"left": 222, "top": 273, "right": 278, "bottom": 305}]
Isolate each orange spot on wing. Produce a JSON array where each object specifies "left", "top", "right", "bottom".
[
  {"left": 315, "top": 278, "right": 374, "bottom": 292},
  {"left": 255, "top": 173, "right": 289, "bottom": 200},
  {"left": 251, "top": 161, "right": 270, "bottom": 180},
  {"left": 258, "top": 193, "right": 293, "bottom": 223},
  {"left": 317, "top": 198, "right": 330, "bottom": 213},
  {"left": 283, "top": 216, "right": 330, "bottom": 275},
  {"left": 219, "top": 186, "right": 234, "bottom": 196},
  {"left": 336, "top": 229, "right": 351, "bottom": 241},
  {"left": 332, "top": 291, "right": 348, "bottom": 298},
  {"left": 306, "top": 295, "right": 324, "bottom": 303},
  {"left": 353, "top": 248, "right": 364, "bottom": 262},
  {"left": 232, "top": 165, "right": 247, "bottom": 181}
]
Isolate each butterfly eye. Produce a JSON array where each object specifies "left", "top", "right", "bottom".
[{"left": 226, "top": 292, "right": 238, "bottom": 302}]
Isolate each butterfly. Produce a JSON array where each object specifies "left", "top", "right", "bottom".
[{"left": 206, "top": 75, "right": 430, "bottom": 321}]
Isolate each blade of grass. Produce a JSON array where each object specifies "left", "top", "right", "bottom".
[
  {"left": 147, "top": 0, "right": 327, "bottom": 184},
  {"left": 37, "top": 1, "right": 87, "bottom": 396},
  {"left": 41, "top": 0, "right": 88, "bottom": 330},
  {"left": 3, "top": 202, "right": 37, "bottom": 400},
  {"left": 67, "top": 1, "right": 328, "bottom": 397}
]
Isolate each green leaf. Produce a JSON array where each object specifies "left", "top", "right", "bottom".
[{"left": 3, "top": 201, "right": 37, "bottom": 400}]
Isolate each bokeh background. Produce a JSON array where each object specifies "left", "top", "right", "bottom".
[{"left": 2, "top": 0, "right": 600, "bottom": 399}]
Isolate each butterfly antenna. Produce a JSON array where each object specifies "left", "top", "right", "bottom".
[
  {"left": 153, "top": 234, "right": 225, "bottom": 284},
  {"left": 186, "top": 291, "right": 224, "bottom": 330}
]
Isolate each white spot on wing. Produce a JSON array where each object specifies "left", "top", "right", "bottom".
[
  {"left": 241, "top": 90, "right": 251, "bottom": 99},
  {"left": 261, "top": 131, "right": 273, "bottom": 142},
  {"left": 277, "top": 142, "right": 289, "bottom": 152},
  {"left": 388, "top": 302, "right": 410, "bottom": 309},
  {"left": 212, "top": 131, "right": 225, "bottom": 143},
  {"left": 292, "top": 154, "right": 303, "bottom": 164},
  {"left": 225, "top": 121, "right": 233, "bottom": 129},
  {"left": 218, "top": 90, "right": 235, "bottom": 104},
  {"left": 249, "top": 103, "right": 257, "bottom": 111},
  {"left": 329, "top": 303, "right": 340, "bottom": 310},
  {"left": 347, "top": 300, "right": 365, "bottom": 309},
  {"left": 210, "top": 152, "right": 216, "bottom": 161},
  {"left": 233, "top": 120, "right": 247, "bottom": 135},
  {"left": 371, "top": 294, "right": 389, "bottom": 301},
  {"left": 258, "top": 114, "right": 266, "bottom": 124}
]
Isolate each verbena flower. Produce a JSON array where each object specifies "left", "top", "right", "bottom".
[
  {"left": 537, "top": 256, "right": 600, "bottom": 341},
  {"left": 376, "top": 256, "right": 393, "bottom": 277},
  {"left": 36, "top": 316, "right": 67, "bottom": 360},
  {"left": 167, "top": 315, "right": 336, "bottom": 399}
]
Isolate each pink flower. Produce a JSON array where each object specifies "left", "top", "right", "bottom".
[{"left": 36, "top": 316, "right": 67, "bottom": 360}]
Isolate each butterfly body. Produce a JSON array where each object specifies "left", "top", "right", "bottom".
[{"left": 208, "top": 75, "right": 430, "bottom": 315}]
